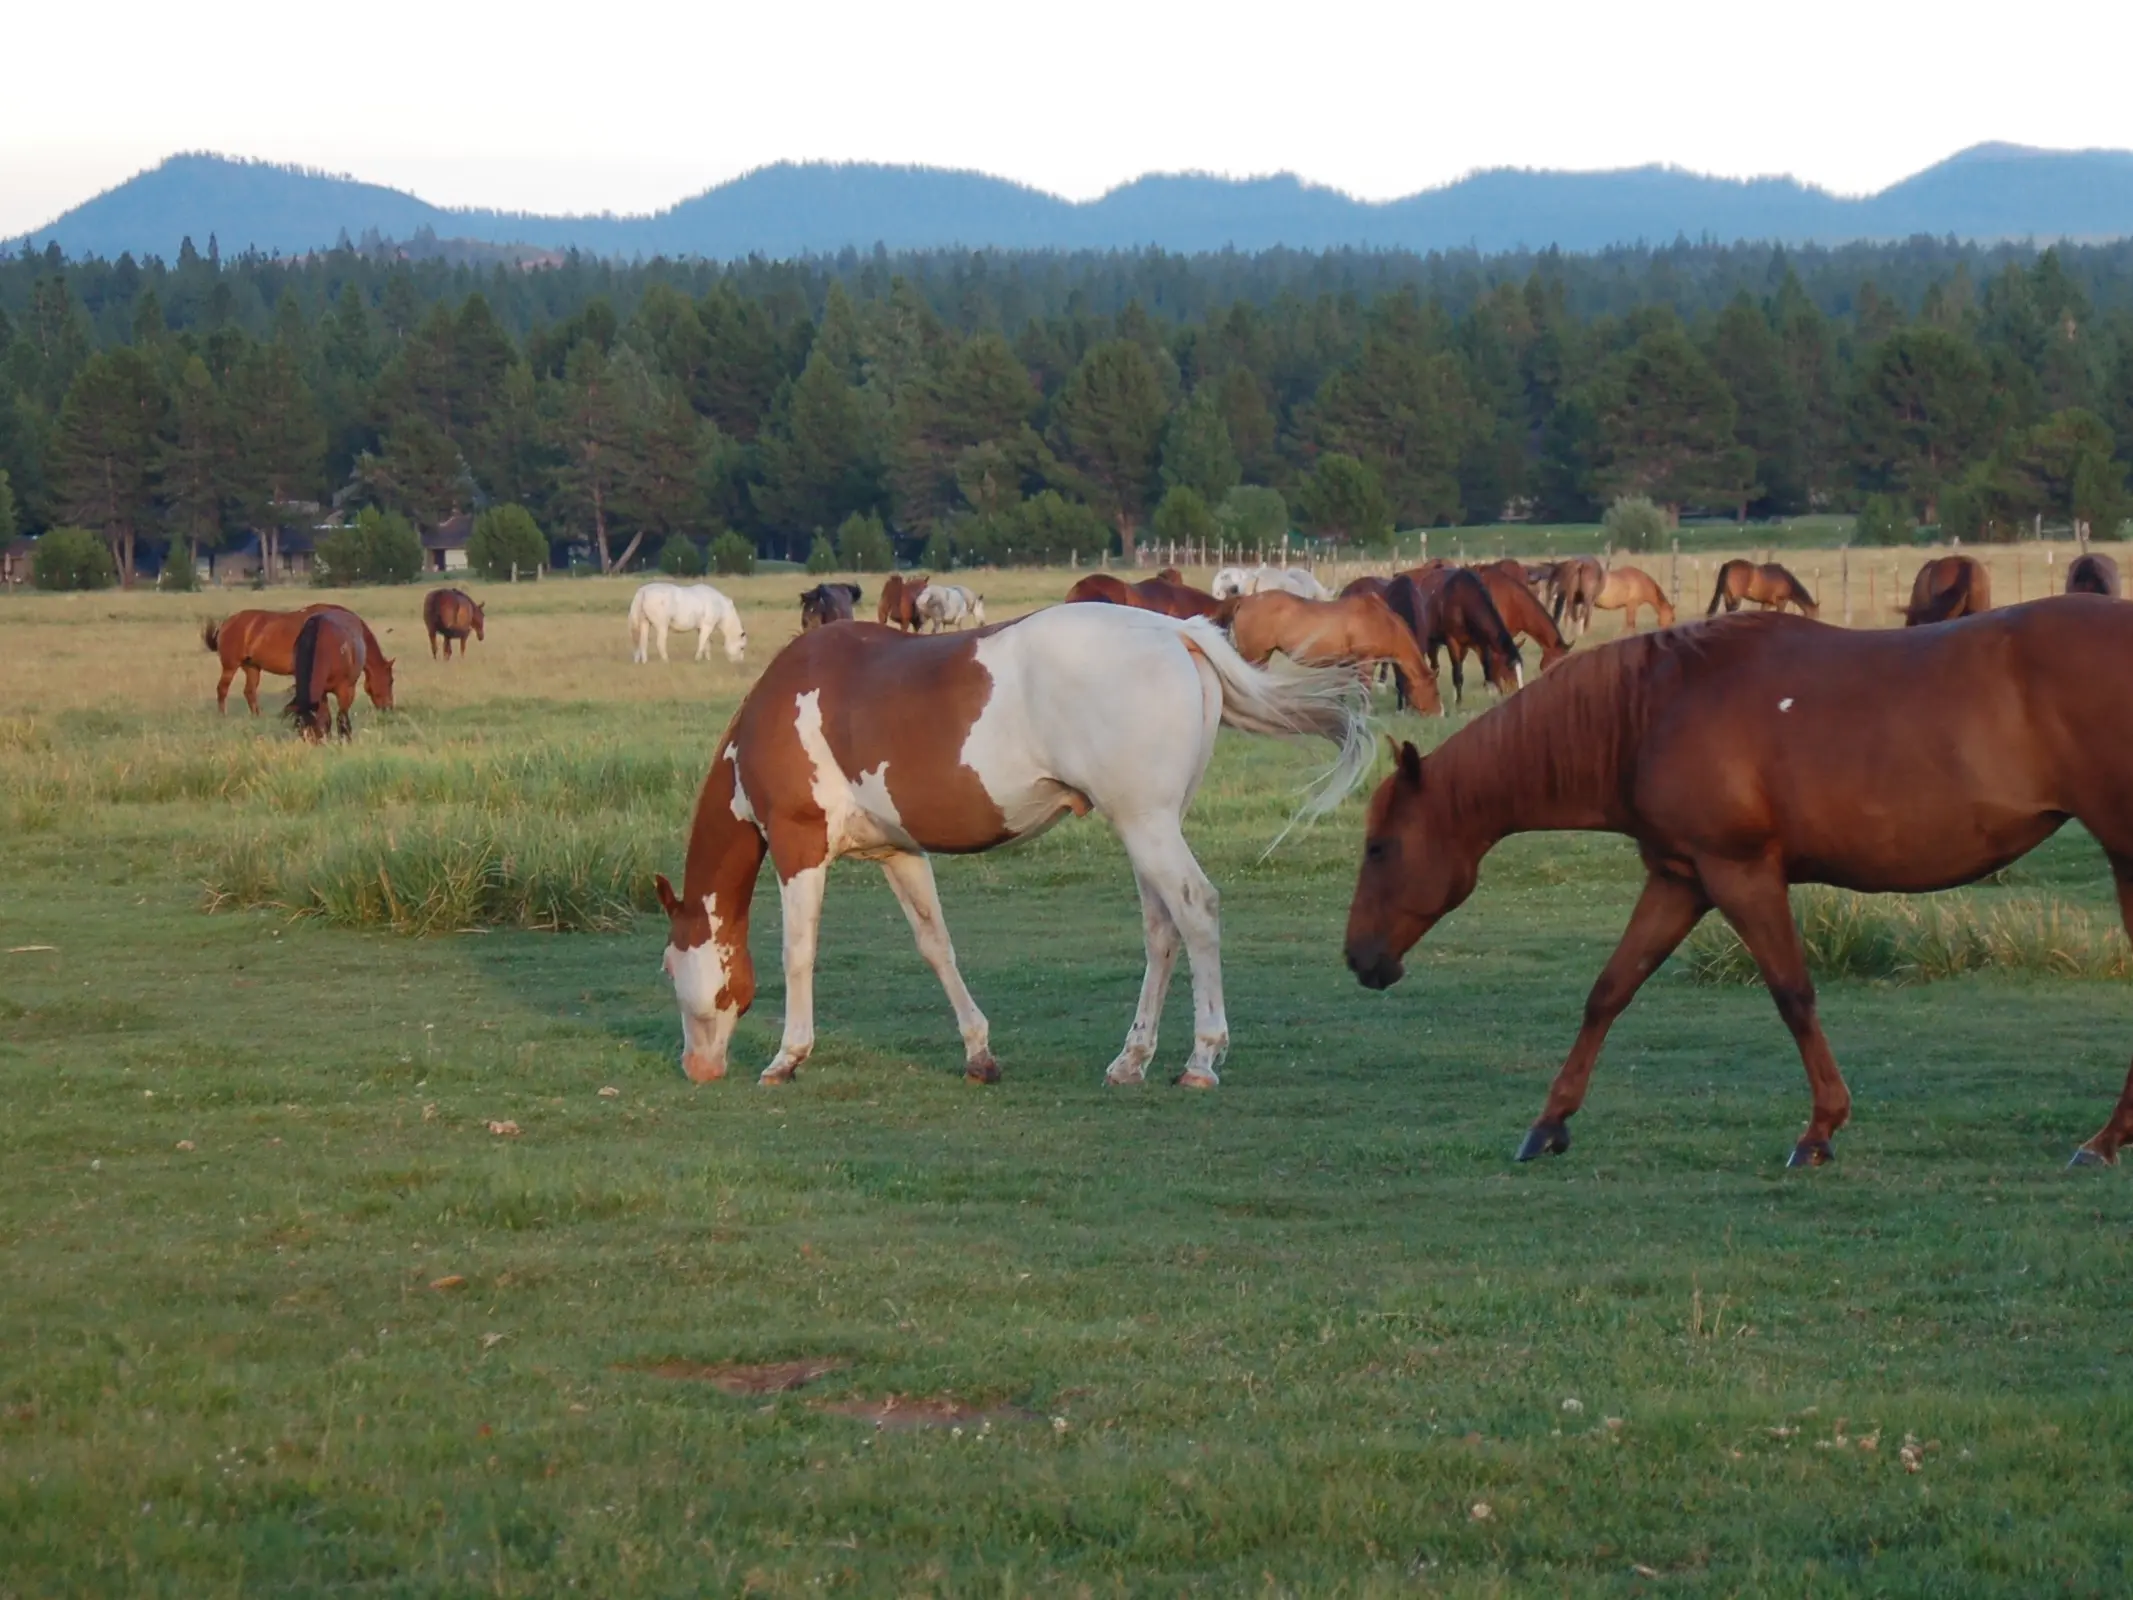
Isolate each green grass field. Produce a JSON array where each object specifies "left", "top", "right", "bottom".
[{"left": 3, "top": 566, "right": 2130, "bottom": 1596}]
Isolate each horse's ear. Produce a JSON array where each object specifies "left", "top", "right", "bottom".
[
  {"left": 654, "top": 873, "right": 682, "bottom": 916},
  {"left": 1396, "top": 740, "right": 1424, "bottom": 786}
]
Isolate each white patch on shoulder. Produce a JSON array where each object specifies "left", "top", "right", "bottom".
[
  {"left": 724, "top": 743, "right": 757, "bottom": 825},
  {"left": 792, "top": 689, "right": 912, "bottom": 858},
  {"left": 1778, "top": 697, "right": 1794, "bottom": 712}
]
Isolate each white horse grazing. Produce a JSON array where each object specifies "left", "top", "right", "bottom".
[
  {"left": 655, "top": 605, "right": 1371, "bottom": 1091},
  {"left": 914, "top": 583, "right": 986, "bottom": 631},
  {"left": 1211, "top": 564, "right": 1330, "bottom": 601},
  {"left": 629, "top": 582, "right": 748, "bottom": 664}
]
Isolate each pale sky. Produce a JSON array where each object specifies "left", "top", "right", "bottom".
[{"left": 6, "top": 0, "right": 2131, "bottom": 238}]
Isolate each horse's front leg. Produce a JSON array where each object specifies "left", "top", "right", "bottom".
[
  {"left": 760, "top": 859, "right": 828, "bottom": 1084},
  {"left": 878, "top": 853, "right": 997, "bottom": 1082},
  {"left": 695, "top": 623, "right": 713, "bottom": 662}
]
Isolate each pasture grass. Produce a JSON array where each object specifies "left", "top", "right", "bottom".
[{"left": 3, "top": 564, "right": 2132, "bottom": 1594}]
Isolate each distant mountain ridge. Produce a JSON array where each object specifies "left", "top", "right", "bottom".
[{"left": 19, "top": 144, "right": 2133, "bottom": 263}]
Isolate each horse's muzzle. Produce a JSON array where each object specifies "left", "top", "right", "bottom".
[{"left": 1345, "top": 939, "right": 1405, "bottom": 990}]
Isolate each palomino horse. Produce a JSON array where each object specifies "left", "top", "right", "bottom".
[
  {"left": 655, "top": 606, "right": 1370, "bottom": 1090},
  {"left": 203, "top": 606, "right": 395, "bottom": 715},
  {"left": 1065, "top": 573, "right": 1227, "bottom": 620},
  {"left": 629, "top": 581, "right": 747, "bottom": 663},
  {"left": 799, "top": 582, "right": 863, "bottom": 630},
  {"left": 1545, "top": 556, "right": 1606, "bottom": 638},
  {"left": 1225, "top": 590, "right": 1441, "bottom": 715},
  {"left": 1386, "top": 568, "right": 1522, "bottom": 709},
  {"left": 1904, "top": 555, "right": 1992, "bottom": 626},
  {"left": 1344, "top": 600, "right": 2133, "bottom": 1169},
  {"left": 2068, "top": 552, "right": 2121, "bottom": 598},
  {"left": 282, "top": 609, "right": 368, "bottom": 742},
  {"left": 1211, "top": 564, "right": 1331, "bottom": 601},
  {"left": 422, "top": 587, "right": 484, "bottom": 658},
  {"left": 1472, "top": 560, "right": 1570, "bottom": 669},
  {"left": 915, "top": 584, "right": 986, "bottom": 631},
  {"left": 876, "top": 573, "right": 930, "bottom": 630},
  {"left": 1707, "top": 559, "right": 1818, "bottom": 618},
  {"left": 1591, "top": 565, "right": 1675, "bottom": 630}
]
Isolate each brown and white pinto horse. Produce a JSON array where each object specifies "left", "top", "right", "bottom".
[
  {"left": 203, "top": 606, "right": 395, "bottom": 714},
  {"left": 422, "top": 587, "right": 484, "bottom": 658},
  {"left": 656, "top": 606, "right": 1370, "bottom": 1090},
  {"left": 876, "top": 573, "right": 929, "bottom": 631},
  {"left": 1708, "top": 559, "right": 1818, "bottom": 618},
  {"left": 1344, "top": 601, "right": 2133, "bottom": 1170},
  {"left": 1065, "top": 572, "right": 1227, "bottom": 620},
  {"left": 2068, "top": 552, "right": 2121, "bottom": 599},
  {"left": 282, "top": 609, "right": 369, "bottom": 741},
  {"left": 1904, "top": 555, "right": 1992, "bottom": 625},
  {"left": 1225, "top": 590, "right": 1442, "bottom": 715}
]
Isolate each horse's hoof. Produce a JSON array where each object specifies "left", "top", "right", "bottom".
[
  {"left": 2068, "top": 1146, "right": 2115, "bottom": 1169},
  {"left": 1514, "top": 1120, "right": 1571, "bottom": 1161},
  {"left": 1786, "top": 1138, "right": 1835, "bottom": 1169},
  {"left": 758, "top": 1063, "right": 798, "bottom": 1086},
  {"left": 964, "top": 1054, "right": 1001, "bottom": 1085},
  {"left": 1174, "top": 1070, "right": 1219, "bottom": 1090}
]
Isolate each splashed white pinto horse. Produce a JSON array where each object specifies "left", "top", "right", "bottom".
[
  {"left": 655, "top": 605, "right": 1371, "bottom": 1091},
  {"left": 1211, "top": 564, "right": 1332, "bottom": 602},
  {"left": 914, "top": 583, "right": 986, "bottom": 632},
  {"left": 629, "top": 581, "right": 749, "bottom": 664}
]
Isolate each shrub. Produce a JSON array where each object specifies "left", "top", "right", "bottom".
[
  {"left": 709, "top": 530, "right": 756, "bottom": 576},
  {"left": 467, "top": 504, "right": 548, "bottom": 580},
  {"left": 658, "top": 536, "right": 707, "bottom": 577},
  {"left": 920, "top": 529, "right": 953, "bottom": 571},
  {"left": 835, "top": 511, "right": 893, "bottom": 572},
  {"left": 31, "top": 527, "right": 117, "bottom": 591},
  {"left": 316, "top": 508, "right": 423, "bottom": 585},
  {"left": 157, "top": 548, "right": 202, "bottom": 591},
  {"left": 1152, "top": 485, "right": 1219, "bottom": 551},
  {"left": 1298, "top": 453, "right": 1392, "bottom": 547},
  {"left": 1215, "top": 484, "right": 1289, "bottom": 549},
  {"left": 1853, "top": 494, "right": 1913, "bottom": 547},
  {"left": 1010, "top": 491, "right": 1109, "bottom": 564},
  {"left": 1601, "top": 495, "right": 1668, "bottom": 554},
  {"left": 805, "top": 535, "right": 838, "bottom": 574}
]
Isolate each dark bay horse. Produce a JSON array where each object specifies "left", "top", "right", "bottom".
[
  {"left": 1472, "top": 560, "right": 1570, "bottom": 669},
  {"left": 283, "top": 609, "right": 368, "bottom": 742},
  {"left": 1066, "top": 573, "right": 1227, "bottom": 620},
  {"left": 1905, "top": 555, "right": 1992, "bottom": 625},
  {"left": 1343, "top": 600, "right": 2133, "bottom": 1170},
  {"left": 1385, "top": 569, "right": 1522, "bottom": 709},
  {"left": 876, "top": 573, "right": 930, "bottom": 631},
  {"left": 422, "top": 587, "right": 484, "bottom": 658},
  {"left": 204, "top": 606, "right": 395, "bottom": 714},
  {"left": 2067, "top": 553, "right": 2121, "bottom": 598},
  {"left": 799, "top": 582, "right": 863, "bottom": 629},
  {"left": 1708, "top": 559, "right": 1818, "bottom": 618}
]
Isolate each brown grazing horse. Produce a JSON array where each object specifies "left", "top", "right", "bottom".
[
  {"left": 1065, "top": 572, "right": 1227, "bottom": 619},
  {"left": 422, "top": 587, "right": 484, "bottom": 658},
  {"left": 1226, "top": 590, "right": 1442, "bottom": 714},
  {"left": 1547, "top": 556, "right": 1606, "bottom": 637},
  {"left": 1386, "top": 569, "right": 1522, "bottom": 708},
  {"left": 1592, "top": 565, "right": 1676, "bottom": 629},
  {"left": 1472, "top": 560, "right": 1570, "bottom": 669},
  {"left": 1338, "top": 574, "right": 1391, "bottom": 600},
  {"left": 282, "top": 609, "right": 368, "bottom": 742},
  {"left": 799, "top": 582, "right": 863, "bottom": 629},
  {"left": 204, "top": 606, "right": 396, "bottom": 714},
  {"left": 1343, "top": 600, "right": 2133, "bottom": 1170},
  {"left": 1904, "top": 555, "right": 1992, "bottom": 626},
  {"left": 1707, "top": 559, "right": 1818, "bottom": 618},
  {"left": 876, "top": 573, "right": 930, "bottom": 630},
  {"left": 2067, "top": 552, "right": 2121, "bottom": 598}
]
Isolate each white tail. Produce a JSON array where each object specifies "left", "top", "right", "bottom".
[{"left": 1177, "top": 617, "right": 1375, "bottom": 823}]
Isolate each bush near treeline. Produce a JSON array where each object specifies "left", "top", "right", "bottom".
[{"left": 1, "top": 235, "right": 2131, "bottom": 585}]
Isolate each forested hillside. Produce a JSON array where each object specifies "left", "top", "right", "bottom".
[{"left": 4, "top": 233, "right": 2132, "bottom": 584}]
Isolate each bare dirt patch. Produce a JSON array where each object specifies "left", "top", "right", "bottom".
[{"left": 631, "top": 1358, "right": 846, "bottom": 1395}]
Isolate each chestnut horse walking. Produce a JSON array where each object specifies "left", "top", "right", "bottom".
[
  {"left": 1344, "top": 600, "right": 2133, "bottom": 1170},
  {"left": 422, "top": 587, "right": 484, "bottom": 658},
  {"left": 1904, "top": 555, "right": 1992, "bottom": 625},
  {"left": 1225, "top": 590, "right": 1441, "bottom": 715},
  {"left": 1065, "top": 572, "right": 1227, "bottom": 620},
  {"left": 2068, "top": 552, "right": 2121, "bottom": 598},
  {"left": 203, "top": 606, "right": 395, "bottom": 715},
  {"left": 1591, "top": 565, "right": 1676, "bottom": 630},
  {"left": 876, "top": 573, "right": 930, "bottom": 631},
  {"left": 655, "top": 606, "right": 1370, "bottom": 1090},
  {"left": 1386, "top": 569, "right": 1522, "bottom": 709},
  {"left": 282, "top": 609, "right": 369, "bottom": 741},
  {"left": 1708, "top": 559, "right": 1818, "bottom": 618}
]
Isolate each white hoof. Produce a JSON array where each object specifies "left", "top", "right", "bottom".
[
  {"left": 1104, "top": 1050, "right": 1151, "bottom": 1086},
  {"left": 1174, "top": 1070, "right": 1220, "bottom": 1090}
]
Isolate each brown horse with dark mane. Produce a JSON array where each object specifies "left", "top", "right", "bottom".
[
  {"left": 283, "top": 609, "right": 369, "bottom": 742},
  {"left": 1065, "top": 572, "right": 1227, "bottom": 619},
  {"left": 1592, "top": 565, "right": 1676, "bottom": 630},
  {"left": 799, "top": 582, "right": 863, "bottom": 629},
  {"left": 1904, "top": 555, "right": 1992, "bottom": 626},
  {"left": 2067, "top": 552, "right": 2121, "bottom": 598},
  {"left": 422, "top": 588, "right": 484, "bottom": 658},
  {"left": 1707, "top": 559, "right": 1818, "bottom": 618},
  {"left": 877, "top": 573, "right": 929, "bottom": 631},
  {"left": 1472, "top": 560, "right": 1570, "bottom": 669},
  {"left": 1344, "top": 599, "right": 2133, "bottom": 1170},
  {"left": 1225, "top": 590, "right": 1441, "bottom": 714},
  {"left": 1547, "top": 556, "right": 1606, "bottom": 637},
  {"left": 1385, "top": 568, "right": 1522, "bottom": 708},
  {"left": 203, "top": 606, "right": 395, "bottom": 714}
]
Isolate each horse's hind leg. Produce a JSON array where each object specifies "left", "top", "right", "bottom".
[
  {"left": 216, "top": 664, "right": 236, "bottom": 713},
  {"left": 2073, "top": 860, "right": 2133, "bottom": 1166},
  {"left": 878, "top": 852, "right": 997, "bottom": 1084},
  {"left": 1103, "top": 868, "right": 1184, "bottom": 1087},
  {"left": 1698, "top": 856, "right": 1852, "bottom": 1166},
  {"left": 243, "top": 665, "right": 262, "bottom": 716},
  {"left": 1113, "top": 814, "right": 1225, "bottom": 1088},
  {"left": 1520, "top": 872, "right": 1710, "bottom": 1160}
]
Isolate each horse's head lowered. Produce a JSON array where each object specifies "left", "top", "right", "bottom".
[
  {"left": 718, "top": 599, "right": 748, "bottom": 663},
  {"left": 470, "top": 599, "right": 486, "bottom": 641},
  {"left": 655, "top": 870, "right": 756, "bottom": 1081},
  {"left": 1344, "top": 740, "right": 1480, "bottom": 990},
  {"left": 365, "top": 651, "right": 398, "bottom": 711}
]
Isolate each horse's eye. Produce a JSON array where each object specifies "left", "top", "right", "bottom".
[{"left": 1364, "top": 838, "right": 1392, "bottom": 864}]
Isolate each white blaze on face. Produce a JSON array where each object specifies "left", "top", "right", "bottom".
[{"left": 665, "top": 896, "right": 738, "bottom": 1081}]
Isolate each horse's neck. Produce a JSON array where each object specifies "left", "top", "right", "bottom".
[
  {"left": 1433, "top": 659, "right": 1642, "bottom": 842},
  {"left": 683, "top": 750, "right": 768, "bottom": 924}
]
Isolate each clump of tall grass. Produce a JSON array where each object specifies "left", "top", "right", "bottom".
[
  {"left": 206, "top": 812, "right": 665, "bottom": 934},
  {"left": 1680, "top": 887, "right": 2132, "bottom": 985}
]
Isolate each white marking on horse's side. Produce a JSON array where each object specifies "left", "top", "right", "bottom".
[
  {"left": 792, "top": 690, "right": 915, "bottom": 857},
  {"left": 728, "top": 745, "right": 758, "bottom": 827},
  {"left": 1779, "top": 697, "right": 1794, "bottom": 712}
]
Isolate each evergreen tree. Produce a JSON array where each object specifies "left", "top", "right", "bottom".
[
  {"left": 51, "top": 347, "right": 166, "bottom": 584},
  {"left": 161, "top": 354, "right": 241, "bottom": 569},
  {"left": 1052, "top": 339, "right": 1166, "bottom": 556},
  {"left": 1159, "top": 388, "right": 1240, "bottom": 504},
  {"left": 1298, "top": 452, "right": 1392, "bottom": 545},
  {"left": 1588, "top": 326, "right": 1754, "bottom": 517},
  {"left": 1313, "top": 294, "right": 1470, "bottom": 526},
  {"left": 1847, "top": 327, "right": 1999, "bottom": 521},
  {"left": 1709, "top": 294, "right": 1806, "bottom": 514},
  {"left": 546, "top": 340, "right": 634, "bottom": 571},
  {"left": 752, "top": 349, "right": 882, "bottom": 558}
]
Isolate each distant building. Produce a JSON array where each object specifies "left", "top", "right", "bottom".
[
  {"left": 211, "top": 526, "right": 318, "bottom": 585},
  {"left": 424, "top": 513, "right": 473, "bottom": 573},
  {"left": 2, "top": 536, "right": 36, "bottom": 586}
]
